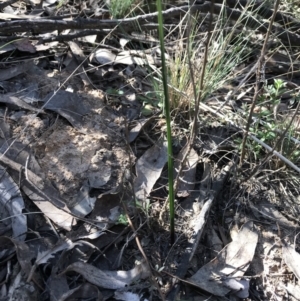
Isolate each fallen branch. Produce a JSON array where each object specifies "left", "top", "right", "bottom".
[{"left": 0, "top": 3, "right": 300, "bottom": 46}]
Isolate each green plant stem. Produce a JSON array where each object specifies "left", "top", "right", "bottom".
[{"left": 156, "top": 0, "right": 175, "bottom": 245}]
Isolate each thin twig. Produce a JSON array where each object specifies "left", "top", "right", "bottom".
[
  {"left": 240, "top": 0, "right": 281, "bottom": 165},
  {"left": 121, "top": 201, "right": 166, "bottom": 301}
]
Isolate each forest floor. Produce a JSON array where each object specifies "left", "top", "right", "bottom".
[{"left": 1, "top": 1, "right": 300, "bottom": 300}]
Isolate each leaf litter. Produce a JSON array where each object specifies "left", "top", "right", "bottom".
[{"left": 1, "top": 1, "right": 300, "bottom": 300}]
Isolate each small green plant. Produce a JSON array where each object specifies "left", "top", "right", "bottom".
[
  {"left": 117, "top": 213, "right": 128, "bottom": 226},
  {"left": 137, "top": 92, "right": 163, "bottom": 116},
  {"left": 107, "top": 0, "right": 135, "bottom": 18},
  {"left": 135, "top": 198, "right": 150, "bottom": 212},
  {"left": 56, "top": 0, "right": 67, "bottom": 9},
  {"left": 238, "top": 79, "right": 300, "bottom": 163},
  {"left": 263, "top": 78, "right": 286, "bottom": 106}
]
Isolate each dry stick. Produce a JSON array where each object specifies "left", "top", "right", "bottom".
[
  {"left": 240, "top": 0, "right": 281, "bottom": 165},
  {"left": 1, "top": 3, "right": 300, "bottom": 47}
]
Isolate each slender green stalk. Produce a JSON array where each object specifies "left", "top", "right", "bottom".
[{"left": 156, "top": 0, "right": 175, "bottom": 244}]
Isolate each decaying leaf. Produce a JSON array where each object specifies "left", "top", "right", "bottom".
[
  {"left": 249, "top": 201, "right": 298, "bottom": 228},
  {"left": 94, "top": 49, "right": 117, "bottom": 65},
  {"left": 42, "top": 91, "right": 90, "bottom": 131},
  {"left": 174, "top": 145, "right": 198, "bottom": 197},
  {"left": 0, "top": 61, "right": 32, "bottom": 81},
  {"left": 114, "top": 291, "right": 141, "bottom": 301},
  {"left": 0, "top": 237, "right": 34, "bottom": 279},
  {"left": 47, "top": 267, "right": 70, "bottom": 301},
  {"left": 115, "top": 51, "right": 146, "bottom": 65},
  {"left": 61, "top": 261, "right": 150, "bottom": 289},
  {"left": 134, "top": 139, "right": 168, "bottom": 201},
  {"left": 13, "top": 38, "right": 36, "bottom": 53},
  {"left": 0, "top": 149, "right": 76, "bottom": 230},
  {"left": 59, "top": 283, "right": 102, "bottom": 301},
  {"left": 0, "top": 94, "right": 42, "bottom": 112},
  {"left": 27, "top": 238, "right": 83, "bottom": 282},
  {"left": 0, "top": 166, "right": 27, "bottom": 240},
  {"left": 71, "top": 183, "right": 97, "bottom": 217},
  {"left": 188, "top": 221, "right": 258, "bottom": 297},
  {"left": 282, "top": 240, "right": 300, "bottom": 280},
  {"left": 128, "top": 118, "right": 152, "bottom": 143},
  {"left": 222, "top": 278, "right": 250, "bottom": 298},
  {"left": 284, "top": 283, "right": 300, "bottom": 299}
]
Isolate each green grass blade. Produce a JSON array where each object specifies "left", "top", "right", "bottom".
[{"left": 156, "top": 0, "right": 175, "bottom": 244}]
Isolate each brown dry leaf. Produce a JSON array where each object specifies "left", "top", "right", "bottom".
[
  {"left": 249, "top": 201, "right": 298, "bottom": 228},
  {"left": 48, "top": 272, "right": 70, "bottom": 301},
  {"left": 94, "top": 49, "right": 155, "bottom": 66},
  {"left": 0, "top": 237, "right": 39, "bottom": 284},
  {"left": 60, "top": 283, "right": 103, "bottom": 301},
  {"left": 0, "top": 166, "right": 27, "bottom": 241},
  {"left": 115, "top": 51, "right": 146, "bottom": 65},
  {"left": 134, "top": 139, "right": 168, "bottom": 201},
  {"left": 27, "top": 238, "right": 84, "bottom": 282},
  {"left": 222, "top": 278, "right": 250, "bottom": 298},
  {"left": 14, "top": 38, "right": 36, "bottom": 53},
  {"left": 282, "top": 240, "right": 300, "bottom": 280},
  {"left": 0, "top": 94, "right": 41, "bottom": 112},
  {"left": 188, "top": 221, "right": 258, "bottom": 297},
  {"left": 42, "top": 90, "right": 90, "bottom": 131},
  {"left": 94, "top": 49, "right": 117, "bottom": 65},
  {"left": 0, "top": 150, "right": 76, "bottom": 230},
  {"left": 61, "top": 261, "right": 150, "bottom": 289},
  {"left": 68, "top": 41, "right": 91, "bottom": 86},
  {"left": 174, "top": 145, "right": 198, "bottom": 197},
  {"left": 0, "top": 61, "right": 32, "bottom": 81},
  {"left": 114, "top": 291, "right": 140, "bottom": 301},
  {"left": 128, "top": 118, "right": 152, "bottom": 143},
  {"left": 284, "top": 283, "right": 300, "bottom": 299}
]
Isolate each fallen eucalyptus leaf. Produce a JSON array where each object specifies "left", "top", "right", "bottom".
[
  {"left": 94, "top": 49, "right": 116, "bottom": 65},
  {"left": 282, "top": 240, "right": 300, "bottom": 280},
  {"left": 134, "top": 139, "right": 168, "bottom": 201},
  {"left": 174, "top": 145, "right": 198, "bottom": 197},
  {"left": 0, "top": 166, "right": 27, "bottom": 241},
  {"left": 188, "top": 221, "right": 258, "bottom": 297},
  {"left": 61, "top": 261, "right": 150, "bottom": 289}
]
